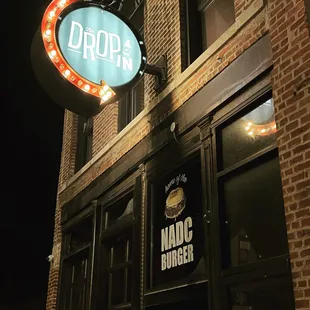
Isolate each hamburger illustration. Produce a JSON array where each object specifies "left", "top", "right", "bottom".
[{"left": 165, "top": 187, "right": 186, "bottom": 219}]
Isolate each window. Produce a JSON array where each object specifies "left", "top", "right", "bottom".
[
  {"left": 100, "top": 194, "right": 136, "bottom": 310},
  {"left": 147, "top": 154, "right": 207, "bottom": 297},
  {"left": 60, "top": 216, "right": 93, "bottom": 310},
  {"left": 118, "top": 77, "right": 144, "bottom": 131},
  {"left": 118, "top": 0, "right": 144, "bottom": 131},
  {"left": 215, "top": 93, "right": 295, "bottom": 309},
  {"left": 75, "top": 116, "right": 93, "bottom": 172},
  {"left": 108, "top": 231, "right": 133, "bottom": 308},
  {"left": 181, "top": 0, "right": 235, "bottom": 68}
]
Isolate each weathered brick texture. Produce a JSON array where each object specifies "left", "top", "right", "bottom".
[
  {"left": 234, "top": 0, "right": 257, "bottom": 18},
  {"left": 58, "top": 110, "right": 78, "bottom": 187},
  {"left": 144, "top": 0, "right": 182, "bottom": 103},
  {"left": 269, "top": 0, "right": 310, "bottom": 308},
  {"left": 93, "top": 103, "right": 118, "bottom": 156}
]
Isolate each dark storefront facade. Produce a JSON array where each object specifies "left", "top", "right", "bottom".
[{"left": 43, "top": 0, "right": 310, "bottom": 310}]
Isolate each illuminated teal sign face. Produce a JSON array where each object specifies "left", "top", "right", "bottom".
[{"left": 58, "top": 6, "right": 143, "bottom": 88}]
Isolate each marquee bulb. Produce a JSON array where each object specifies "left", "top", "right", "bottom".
[
  {"left": 64, "top": 69, "right": 70, "bottom": 76},
  {"left": 50, "top": 50, "right": 56, "bottom": 57},
  {"left": 45, "top": 29, "right": 51, "bottom": 36},
  {"left": 49, "top": 11, "right": 55, "bottom": 18},
  {"left": 248, "top": 131, "right": 253, "bottom": 136},
  {"left": 103, "top": 85, "right": 109, "bottom": 91},
  {"left": 84, "top": 84, "right": 90, "bottom": 91}
]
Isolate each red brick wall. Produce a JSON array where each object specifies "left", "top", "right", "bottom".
[
  {"left": 234, "top": 0, "right": 257, "bottom": 18},
  {"left": 58, "top": 110, "right": 78, "bottom": 187},
  {"left": 144, "top": 0, "right": 182, "bottom": 102},
  {"left": 269, "top": 0, "right": 310, "bottom": 308},
  {"left": 93, "top": 103, "right": 118, "bottom": 157}
]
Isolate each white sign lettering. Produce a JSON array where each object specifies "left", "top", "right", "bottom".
[
  {"left": 161, "top": 217, "right": 194, "bottom": 271},
  {"left": 67, "top": 21, "right": 133, "bottom": 71}
]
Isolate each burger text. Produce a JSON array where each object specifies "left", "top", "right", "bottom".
[{"left": 161, "top": 217, "right": 194, "bottom": 271}]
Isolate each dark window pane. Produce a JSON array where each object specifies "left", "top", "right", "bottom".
[
  {"left": 229, "top": 274, "right": 295, "bottom": 310},
  {"left": 220, "top": 157, "right": 289, "bottom": 268},
  {"left": 132, "top": 78, "right": 144, "bottom": 116},
  {"left": 112, "top": 237, "right": 127, "bottom": 265},
  {"left": 147, "top": 295, "right": 209, "bottom": 310},
  {"left": 127, "top": 239, "right": 132, "bottom": 261},
  {"left": 75, "top": 116, "right": 93, "bottom": 172},
  {"left": 110, "top": 269, "right": 125, "bottom": 306},
  {"left": 107, "top": 196, "right": 133, "bottom": 227},
  {"left": 180, "top": 0, "right": 203, "bottom": 68},
  {"left": 220, "top": 98, "right": 277, "bottom": 169},
  {"left": 126, "top": 267, "right": 132, "bottom": 302},
  {"left": 69, "top": 216, "right": 92, "bottom": 253},
  {"left": 201, "top": 0, "right": 235, "bottom": 49}
]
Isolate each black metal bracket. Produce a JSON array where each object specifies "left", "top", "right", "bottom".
[{"left": 144, "top": 54, "right": 167, "bottom": 93}]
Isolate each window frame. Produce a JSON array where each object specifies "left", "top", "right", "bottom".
[
  {"left": 144, "top": 130, "right": 211, "bottom": 307},
  {"left": 210, "top": 89, "right": 294, "bottom": 310},
  {"left": 180, "top": 0, "right": 235, "bottom": 69},
  {"left": 58, "top": 211, "right": 94, "bottom": 310},
  {"left": 93, "top": 172, "right": 143, "bottom": 310},
  {"left": 75, "top": 116, "right": 93, "bottom": 172}
]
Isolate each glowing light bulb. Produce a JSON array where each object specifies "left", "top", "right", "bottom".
[
  {"left": 45, "top": 29, "right": 51, "bottom": 36},
  {"left": 273, "top": 124, "right": 277, "bottom": 129},
  {"left": 245, "top": 126, "right": 250, "bottom": 131},
  {"left": 102, "top": 95, "right": 108, "bottom": 101},
  {"left": 64, "top": 69, "right": 70, "bottom": 76},
  {"left": 247, "top": 122, "right": 252, "bottom": 127},
  {"left": 106, "top": 91, "right": 112, "bottom": 98},
  {"left": 248, "top": 131, "right": 253, "bottom": 136},
  {"left": 261, "top": 128, "right": 266, "bottom": 133},
  {"left": 103, "top": 85, "right": 109, "bottom": 91},
  {"left": 84, "top": 84, "right": 90, "bottom": 91},
  {"left": 49, "top": 11, "right": 55, "bottom": 18},
  {"left": 50, "top": 50, "right": 56, "bottom": 57},
  {"left": 59, "top": 0, "right": 66, "bottom": 5}
]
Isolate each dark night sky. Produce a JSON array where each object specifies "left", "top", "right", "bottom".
[{"left": 3, "top": 0, "right": 64, "bottom": 308}]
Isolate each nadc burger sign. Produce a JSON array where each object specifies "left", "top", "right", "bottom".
[{"left": 31, "top": 0, "right": 146, "bottom": 117}]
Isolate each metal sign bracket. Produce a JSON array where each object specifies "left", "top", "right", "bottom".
[{"left": 145, "top": 54, "right": 167, "bottom": 93}]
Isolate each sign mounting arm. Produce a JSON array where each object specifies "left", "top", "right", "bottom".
[{"left": 144, "top": 55, "right": 167, "bottom": 92}]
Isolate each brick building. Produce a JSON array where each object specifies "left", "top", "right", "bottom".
[{"left": 42, "top": 0, "right": 310, "bottom": 309}]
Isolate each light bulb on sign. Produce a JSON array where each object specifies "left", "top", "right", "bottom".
[{"left": 45, "top": 29, "right": 51, "bottom": 36}]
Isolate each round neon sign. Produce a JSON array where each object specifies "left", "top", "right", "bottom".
[{"left": 41, "top": 0, "right": 147, "bottom": 104}]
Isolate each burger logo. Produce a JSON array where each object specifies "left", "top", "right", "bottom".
[{"left": 165, "top": 187, "right": 186, "bottom": 219}]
